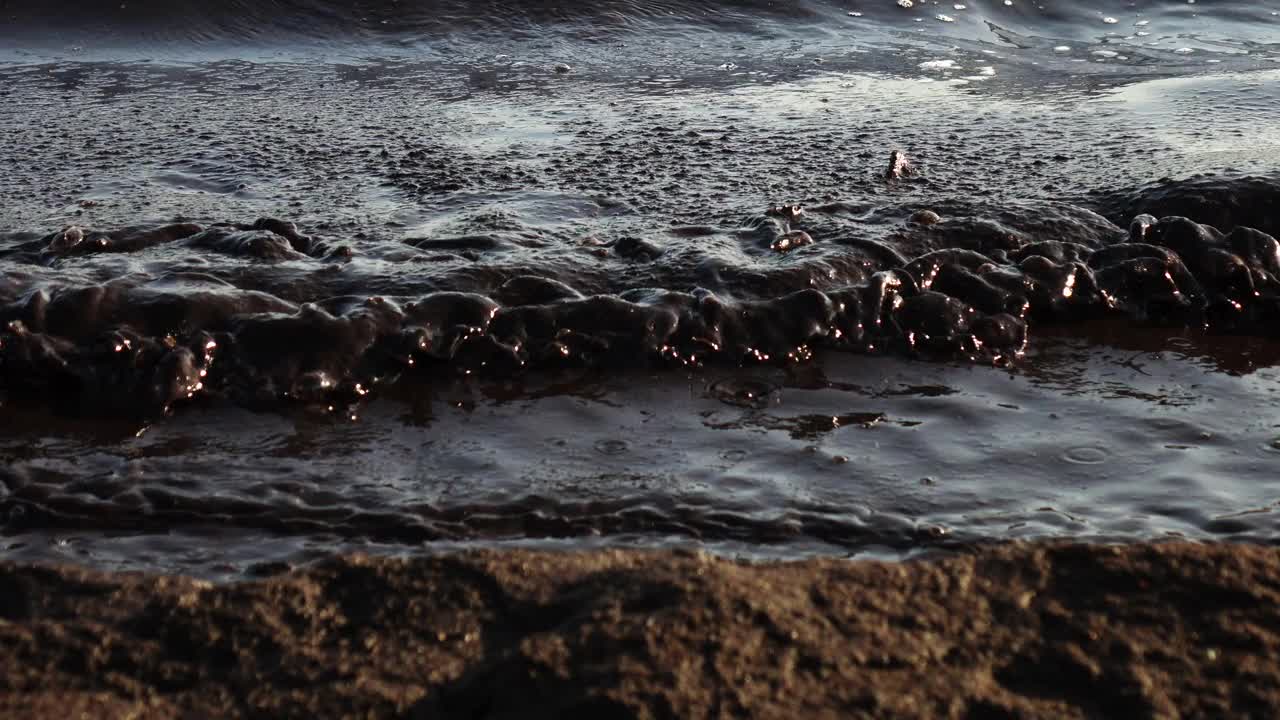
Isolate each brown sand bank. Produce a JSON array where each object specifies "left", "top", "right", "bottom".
[{"left": 1, "top": 542, "right": 1278, "bottom": 719}]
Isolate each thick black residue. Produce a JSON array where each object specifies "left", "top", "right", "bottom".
[{"left": 3, "top": 176, "right": 1279, "bottom": 419}]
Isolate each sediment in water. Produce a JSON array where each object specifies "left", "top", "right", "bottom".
[{"left": 0, "top": 541, "right": 1277, "bottom": 718}]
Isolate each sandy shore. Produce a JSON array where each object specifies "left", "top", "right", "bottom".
[{"left": 1, "top": 542, "right": 1277, "bottom": 718}]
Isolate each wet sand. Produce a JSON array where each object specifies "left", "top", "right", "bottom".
[{"left": 2, "top": 541, "right": 1277, "bottom": 718}]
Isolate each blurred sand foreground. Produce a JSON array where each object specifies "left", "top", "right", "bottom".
[{"left": 1, "top": 542, "right": 1276, "bottom": 719}]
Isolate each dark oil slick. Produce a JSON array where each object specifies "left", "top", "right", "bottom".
[{"left": 2, "top": 0, "right": 1280, "bottom": 577}]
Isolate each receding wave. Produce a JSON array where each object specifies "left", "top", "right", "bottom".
[{"left": 4, "top": 0, "right": 1279, "bottom": 49}]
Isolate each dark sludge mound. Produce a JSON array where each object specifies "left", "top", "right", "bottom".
[
  {"left": 1092, "top": 172, "right": 1280, "bottom": 240},
  {"left": 2, "top": 206, "right": 1280, "bottom": 418},
  {"left": 2, "top": 542, "right": 1280, "bottom": 718}
]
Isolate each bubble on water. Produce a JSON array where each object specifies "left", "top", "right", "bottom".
[
  {"left": 1135, "top": 19, "right": 1150, "bottom": 26},
  {"left": 848, "top": 11, "right": 862, "bottom": 16},
  {"left": 1174, "top": 47, "right": 1195, "bottom": 54},
  {"left": 936, "top": 14, "right": 955, "bottom": 22},
  {"left": 1053, "top": 45, "right": 1071, "bottom": 52},
  {"left": 49, "top": 225, "right": 85, "bottom": 253},
  {"left": 898, "top": 0, "right": 913, "bottom": 8},
  {"left": 594, "top": 439, "right": 629, "bottom": 456},
  {"left": 1103, "top": 17, "right": 1118, "bottom": 24},
  {"left": 1063, "top": 446, "right": 1109, "bottom": 465},
  {"left": 954, "top": 3, "right": 966, "bottom": 9},
  {"left": 1263, "top": 438, "right": 1280, "bottom": 455},
  {"left": 1092, "top": 50, "right": 1119, "bottom": 58}
]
